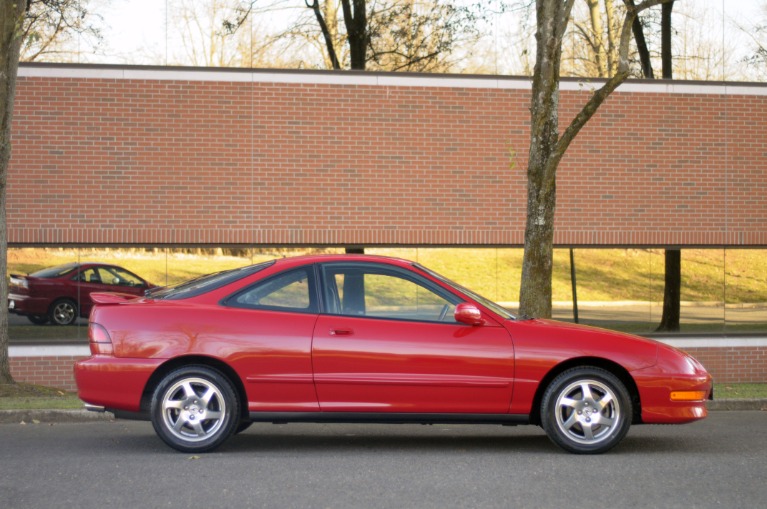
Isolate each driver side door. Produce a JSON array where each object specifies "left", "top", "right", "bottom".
[{"left": 312, "top": 262, "right": 515, "bottom": 414}]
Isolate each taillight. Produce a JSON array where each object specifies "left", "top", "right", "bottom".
[{"left": 88, "top": 323, "right": 114, "bottom": 355}]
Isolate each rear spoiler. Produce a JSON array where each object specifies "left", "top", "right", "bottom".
[{"left": 90, "top": 292, "right": 140, "bottom": 305}]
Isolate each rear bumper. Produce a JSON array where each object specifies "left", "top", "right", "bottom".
[
  {"left": 74, "top": 355, "right": 163, "bottom": 413},
  {"left": 8, "top": 293, "right": 49, "bottom": 316}
]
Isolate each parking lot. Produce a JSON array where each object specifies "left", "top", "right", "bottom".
[{"left": 1, "top": 412, "right": 765, "bottom": 508}]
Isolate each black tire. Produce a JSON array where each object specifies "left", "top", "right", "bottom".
[
  {"left": 150, "top": 366, "right": 240, "bottom": 453},
  {"left": 27, "top": 315, "right": 50, "bottom": 325},
  {"left": 49, "top": 299, "right": 78, "bottom": 326},
  {"left": 541, "top": 367, "right": 632, "bottom": 454}
]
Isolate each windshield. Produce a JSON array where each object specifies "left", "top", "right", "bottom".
[
  {"left": 148, "top": 260, "right": 275, "bottom": 300},
  {"left": 30, "top": 263, "right": 79, "bottom": 278},
  {"left": 413, "top": 263, "right": 516, "bottom": 320}
]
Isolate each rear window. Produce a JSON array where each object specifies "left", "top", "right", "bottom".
[
  {"left": 148, "top": 260, "right": 275, "bottom": 300},
  {"left": 30, "top": 263, "right": 79, "bottom": 278}
]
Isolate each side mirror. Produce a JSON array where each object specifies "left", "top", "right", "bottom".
[{"left": 454, "top": 303, "right": 484, "bottom": 326}]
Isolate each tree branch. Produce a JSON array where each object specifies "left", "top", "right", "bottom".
[{"left": 306, "top": 0, "right": 340, "bottom": 69}]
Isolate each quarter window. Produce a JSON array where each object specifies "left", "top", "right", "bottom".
[{"left": 227, "top": 268, "right": 317, "bottom": 313}]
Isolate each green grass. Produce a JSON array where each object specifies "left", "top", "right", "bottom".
[
  {"left": 0, "top": 383, "right": 82, "bottom": 410},
  {"left": 713, "top": 383, "right": 767, "bottom": 400}
]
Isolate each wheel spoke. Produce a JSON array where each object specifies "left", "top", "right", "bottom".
[
  {"left": 172, "top": 416, "right": 188, "bottom": 433},
  {"left": 189, "top": 421, "right": 205, "bottom": 437},
  {"left": 201, "top": 387, "right": 217, "bottom": 406},
  {"left": 596, "top": 392, "right": 613, "bottom": 410},
  {"left": 181, "top": 382, "right": 197, "bottom": 398},
  {"left": 581, "top": 422, "right": 595, "bottom": 440},
  {"left": 580, "top": 383, "right": 593, "bottom": 401},
  {"left": 562, "top": 412, "right": 579, "bottom": 431},
  {"left": 205, "top": 410, "right": 222, "bottom": 421},
  {"left": 164, "top": 399, "right": 184, "bottom": 410},
  {"left": 599, "top": 416, "right": 615, "bottom": 427},
  {"left": 559, "top": 397, "right": 578, "bottom": 408}
]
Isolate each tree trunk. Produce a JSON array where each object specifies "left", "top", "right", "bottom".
[
  {"left": 519, "top": 0, "right": 669, "bottom": 318},
  {"left": 519, "top": 0, "right": 571, "bottom": 318},
  {"left": 0, "top": 0, "right": 29, "bottom": 384},
  {"left": 657, "top": 0, "right": 681, "bottom": 332},
  {"left": 341, "top": 0, "right": 367, "bottom": 70},
  {"left": 656, "top": 249, "right": 681, "bottom": 332}
]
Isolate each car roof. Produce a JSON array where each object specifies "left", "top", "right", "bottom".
[{"left": 268, "top": 254, "right": 416, "bottom": 269}]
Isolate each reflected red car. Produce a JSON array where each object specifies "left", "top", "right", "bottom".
[
  {"left": 75, "top": 255, "right": 712, "bottom": 454},
  {"left": 9, "top": 262, "right": 154, "bottom": 325}
]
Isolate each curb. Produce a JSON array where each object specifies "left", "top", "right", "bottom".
[
  {"left": 1, "top": 400, "right": 766, "bottom": 425},
  {"left": 706, "top": 399, "right": 767, "bottom": 412},
  {"left": 0, "top": 409, "right": 115, "bottom": 425}
]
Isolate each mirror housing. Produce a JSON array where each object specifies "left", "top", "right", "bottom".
[{"left": 454, "top": 303, "right": 484, "bottom": 326}]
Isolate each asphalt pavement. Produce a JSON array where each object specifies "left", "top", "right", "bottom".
[{"left": 1, "top": 412, "right": 765, "bottom": 509}]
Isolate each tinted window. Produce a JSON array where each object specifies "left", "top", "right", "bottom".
[
  {"left": 151, "top": 261, "right": 275, "bottom": 300},
  {"left": 226, "top": 267, "right": 317, "bottom": 313},
  {"left": 322, "top": 265, "right": 460, "bottom": 323},
  {"left": 31, "top": 263, "right": 78, "bottom": 278}
]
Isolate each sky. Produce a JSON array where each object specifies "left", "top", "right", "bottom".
[{"left": 73, "top": 0, "right": 767, "bottom": 80}]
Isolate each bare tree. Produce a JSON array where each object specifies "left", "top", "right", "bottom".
[
  {"left": 237, "top": 1, "right": 492, "bottom": 72},
  {"left": 519, "top": 0, "right": 672, "bottom": 318},
  {"left": 1, "top": 0, "right": 29, "bottom": 385},
  {"left": 21, "top": 0, "right": 102, "bottom": 62}
]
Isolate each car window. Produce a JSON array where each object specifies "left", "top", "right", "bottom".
[
  {"left": 151, "top": 261, "right": 274, "bottom": 300},
  {"left": 32, "top": 263, "right": 78, "bottom": 278},
  {"left": 322, "top": 265, "right": 459, "bottom": 323},
  {"left": 78, "top": 268, "right": 102, "bottom": 284},
  {"left": 226, "top": 268, "right": 317, "bottom": 313}
]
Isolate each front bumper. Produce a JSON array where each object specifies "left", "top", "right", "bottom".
[{"left": 635, "top": 372, "right": 713, "bottom": 424}]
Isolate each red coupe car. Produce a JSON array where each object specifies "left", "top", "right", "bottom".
[
  {"left": 9, "top": 262, "right": 154, "bottom": 325},
  {"left": 75, "top": 255, "right": 712, "bottom": 454}
]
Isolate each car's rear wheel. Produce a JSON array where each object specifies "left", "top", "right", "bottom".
[
  {"left": 27, "top": 315, "right": 49, "bottom": 325},
  {"left": 541, "top": 367, "right": 632, "bottom": 454},
  {"left": 151, "top": 366, "right": 240, "bottom": 453},
  {"left": 49, "top": 299, "right": 77, "bottom": 326}
]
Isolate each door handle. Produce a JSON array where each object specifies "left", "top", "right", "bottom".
[{"left": 329, "top": 328, "right": 353, "bottom": 336}]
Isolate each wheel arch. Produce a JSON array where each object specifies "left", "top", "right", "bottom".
[
  {"left": 528, "top": 357, "right": 642, "bottom": 426},
  {"left": 140, "top": 356, "right": 249, "bottom": 422}
]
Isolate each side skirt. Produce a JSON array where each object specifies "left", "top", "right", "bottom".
[{"left": 248, "top": 412, "right": 530, "bottom": 426}]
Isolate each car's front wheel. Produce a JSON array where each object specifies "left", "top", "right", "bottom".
[
  {"left": 151, "top": 366, "right": 240, "bottom": 453},
  {"left": 541, "top": 367, "right": 632, "bottom": 454},
  {"left": 49, "top": 299, "right": 78, "bottom": 325}
]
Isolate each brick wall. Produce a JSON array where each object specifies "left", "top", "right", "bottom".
[
  {"left": 10, "top": 356, "right": 86, "bottom": 392},
  {"left": 684, "top": 346, "right": 767, "bottom": 384},
  {"left": 9, "top": 343, "right": 765, "bottom": 392},
  {"left": 8, "top": 64, "right": 767, "bottom": 247}
]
